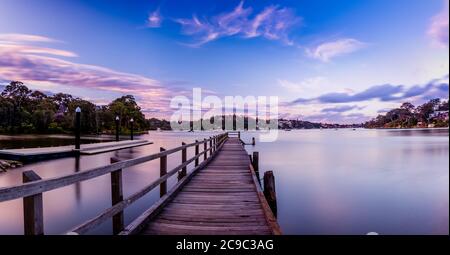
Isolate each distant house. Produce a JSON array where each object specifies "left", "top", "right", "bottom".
[{"left": 417, "top": 121, "right": 426, "bottom": 128}]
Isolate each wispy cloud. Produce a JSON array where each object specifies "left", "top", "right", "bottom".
[
  {"left": 428, "top": 0, "right": 449, "bottom": 47},
  {"left": 175, "top": 1, "right": 300, "bottom": 46},
  {"left": 290, "top": 75, "right": 449, "bottom": 105},
  {"left": 306, "top": 38, "right": 367, "bottom": 62},
  {"left": 321, "top": 105, "right": 364, "bottom": 113},
  {"left": 303, "top": 112, "right": 370, "bottom": 124},
  {"left": 0, "top": 33, "right": 58, "bottom": 43},
  {"left": 278, "top": 77, "right": 327, "bottom": 93},
  {"left": 147, "top": 9, "right": 163, "bottom": 28},
  {"left": 0, "top": 34, "right": 189, "bottom": 116}
]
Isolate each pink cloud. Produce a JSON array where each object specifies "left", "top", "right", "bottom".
[
  {"left": 147, "top": 9, "right": 162, "bottom": 28},
  {"left": 0, "top": 34, "right": 188, "bottom": 117},
  {"left": 306, "top": 38, "right": 367, "bottom": 62},
  {"left": 0, "top": 33, "right": 58, "bottom": 43},
  {"left": 175, "top": 1, "right": 300, "bottom": 46},
  {"left": 428, "top": 0, "right": 449, "bottom": 47}
]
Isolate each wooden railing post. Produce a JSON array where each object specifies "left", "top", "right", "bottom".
[
  {"left": 110, "top": 157, "right": 124, "bottom": 234},
  {"left": 195, "top": 140, "right": 199, "bottom": 167},
  {"left": 179, "top": 142, "right": 187, "bottom": 180},
  {"left": 238, "top": 131, "right": 241, "bottom": 139},
  {"left": 209, "top": 137, "right": 213, "bottom": 156},
  {"left": 204, "top": 139, "right": 207, "bottom": 160},
  {"left": 264, "top": 171, "right": 277, "bottom": 217},
  {"left": 22, "top": 170, "right": 44, "bottom": 235},
  {"left": 160, "top": 147, "right": 167, "bottom": 197}
]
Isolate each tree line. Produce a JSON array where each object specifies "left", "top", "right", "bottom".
[
  {"left": 364, "top": 98, "right": 449, "bottom": 128},
  {"left": 0, "top": 81, "right": 150, "bottom": 134}
]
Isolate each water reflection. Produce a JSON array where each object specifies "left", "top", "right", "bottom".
[
  {"left": 0, "top": 129, "right": 448, "bottom": 235},
  {"left": 74, "top": 156, "right": 81, "bottom": 203}
]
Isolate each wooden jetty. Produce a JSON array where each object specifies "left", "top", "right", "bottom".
[
  {"left": 0, "top": 132, "right": 281, "bottom": 235},
  {"left": 0, "top": 140, "right": 152, "bottom": 162}
]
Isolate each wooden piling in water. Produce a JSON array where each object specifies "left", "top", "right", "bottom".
[{"left": 263, "top": 171, "right": 277, "bottom": 217}]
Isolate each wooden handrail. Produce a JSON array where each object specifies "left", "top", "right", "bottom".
[
  {"left": 69, "top": 147, "right": 215, "bottom": 234},
  {"left": 0, "top": 132, "right": 228, "bottom": 235},
  {"left": 0, "top": 134, "right": 227, "bottom": 202}
]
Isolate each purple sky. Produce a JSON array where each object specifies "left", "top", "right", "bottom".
[{"left": 0, "top": 0, "right": 448, "bottom": 123}]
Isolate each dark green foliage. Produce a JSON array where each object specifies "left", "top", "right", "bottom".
[{"left": 0, "top": 81, "right": 151, "bottom": 134}]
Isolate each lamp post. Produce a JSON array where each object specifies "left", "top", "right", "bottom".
[
  {"left": 115, "top": 115, "right": 120, "bottom": 142},
  {"left": 130, "top": 118, "right": 134, "bottom": 141},
  {"left": 75, "top": 107, "right": 81, "bottom": 150}
]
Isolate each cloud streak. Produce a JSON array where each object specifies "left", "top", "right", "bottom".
[
  {"left": 290, "top": 75, "right": 449, "bottom": 105},
  {"left": 321, "top": 105, "right": 364, "bottom": 113},
  {"left": 175, "top": 1, "right": 300, "bottom": 46},
  {"left": 306, "top": 38, "right": 367, "bottom": 62},
  {"left": 0, "top": 34, "right": 188, "bottom": 116},
  {"left": 428, "top": 0, "right": 449, "bottom": 47}
]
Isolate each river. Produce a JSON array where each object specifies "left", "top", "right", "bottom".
[{"left": 0, "top": 129, "right": 448, "bottom": 235}]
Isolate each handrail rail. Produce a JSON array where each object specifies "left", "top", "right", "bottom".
[
  {"left": 69, "top": 146, "right": 216, "bottom": 234},
  {"left": 0, "top": 133, "right": 228, "bottom": 202}
]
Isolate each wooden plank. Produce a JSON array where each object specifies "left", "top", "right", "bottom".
[{"left": 130, "top": 136, "right": 281, "bottom": 236}]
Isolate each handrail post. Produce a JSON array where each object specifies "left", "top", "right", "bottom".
[
  {"left": 252, "top": 137, "right": 256, "bottom": 146},
  {"left": 23, "top": 170, "right": 44, "bottom": 235},
  {"left": 209, "top": 137, "right": 213, "bottom": 156},
  {"left": 179, "top": 142, "right": 187, "bottom": 180},
  {"left": 195, "top": 140, "right": 199, "bottom": 167},
  {"left": 203, "top": 139, "right": 207, "bottom": 160},
  {"left": 238, "top": 131, "right": 241, "bottom": 139},
  {"left": 160, "top": 147, "right": 167, "bottom": 197},
  {"left": 110, "top": 157, "right": 124, "bottom": 234}
]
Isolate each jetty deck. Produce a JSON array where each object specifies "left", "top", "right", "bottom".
[
  {"left": 139, "top": 137, "right": 275, "bottom": 235},
  {"left": 0, "top": 140, "right": 152, "bottom": 161},
  {"left": 0, "top": 132, "right": 280, "bottom": 235}
]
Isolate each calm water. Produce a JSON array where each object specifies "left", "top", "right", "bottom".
[{"left": 0, "top": 129, "right": 448, "bottom": 235}]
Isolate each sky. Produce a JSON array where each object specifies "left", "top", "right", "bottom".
[{"left": 0, "top": 0, "right": 448, "bottom": 123}]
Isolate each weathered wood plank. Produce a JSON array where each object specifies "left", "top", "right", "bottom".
[{"left": 136, "top": 137, "right": 281, "bottom": 236}]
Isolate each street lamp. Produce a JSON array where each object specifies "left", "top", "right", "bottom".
[
  {"left": 130, "top": 118, "right": 134, "bottom": 141},
  {"left": 115, "top": 115, "right": 120, "bottom": 142},
  {"left": 75, "top": 107, "right": 81, "bottom": 150}
]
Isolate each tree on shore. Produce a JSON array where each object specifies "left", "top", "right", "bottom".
[
  {"left": 364, "top": 99, "right": 449, "bottom": 128},
  {"left": 0, "top": 81, "right": 150, "bottom": 134}
]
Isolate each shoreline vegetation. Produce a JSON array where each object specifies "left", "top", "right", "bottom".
[
  {"left": 0, "top": 81, "right": 448, "bottom": 136},
  {"left": 363, "top": 99, "right": 449, "bottom": 129}
]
